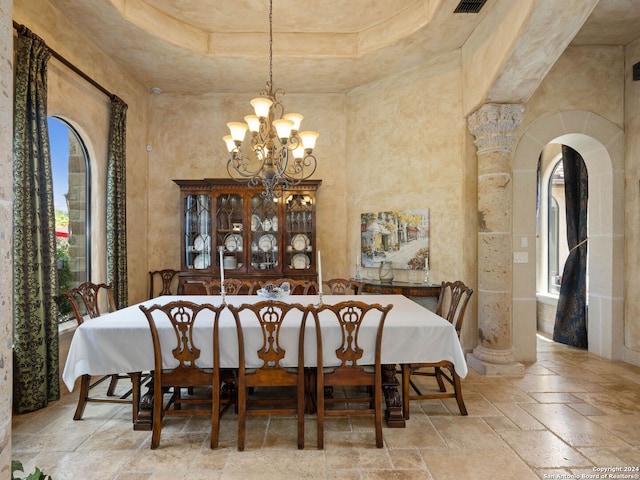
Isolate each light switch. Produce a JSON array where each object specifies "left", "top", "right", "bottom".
[
  {"left": 513, "top": 252, "right": 528, "bottom": 263},
  {"left": 520, "top": 237, "right": 528, "bottom": 248}
]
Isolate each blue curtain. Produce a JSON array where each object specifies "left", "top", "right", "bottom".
[{"left": 553, "top": 145, "right": 588, "bottom": 348}]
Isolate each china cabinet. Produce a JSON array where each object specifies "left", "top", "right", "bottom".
[{"left": 173, "top": 178, "right": 321, "bottom": 293}]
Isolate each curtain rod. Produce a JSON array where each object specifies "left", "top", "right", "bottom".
[{"left": 13, "top": 21, "right": 127, "bottom": 106}]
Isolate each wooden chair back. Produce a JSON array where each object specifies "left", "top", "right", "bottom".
[
  {"left": 400, "top": 280, "right": 473, "bottom": 420},
  {"left": 65, "top": 281, "right": 116, "bottom": 325},
  {"left": 435, "top": 280, "right": 474, "bottom": 337},
  {"left": 203, "top": 278, "right": 254, "bottom": 295},
  {"left": 64, "top": 281, "right": 140, "bottom": 421},
  {"left": 148, "top": 269, "right": 179, "bottom": 298},
  {"left": 139, "top": 300, "right": 230, "bottom": 449},
  {"left": 227, "top": 300, "right": 310, "bottom": 451},
  {"left": 259, "top": 278, "right": 318, "bottom": 294},
  {"left": 322, "top": 278, "right": 364, "bottom": 295},
  {"left": 310, "top": 300, "right": 393, "bottom": 448}
]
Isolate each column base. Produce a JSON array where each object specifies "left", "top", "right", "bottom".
[{"left": 467, "top": 353, "right": 525, "bottom": 376}]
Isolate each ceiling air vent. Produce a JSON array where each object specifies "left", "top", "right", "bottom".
[{"left": 454, "top": 0, "right": 487, "bottom": 13}]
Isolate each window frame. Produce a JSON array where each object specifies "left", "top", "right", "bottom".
[{"left": 49, "top": 115, "right": 92, "bottom": 323}]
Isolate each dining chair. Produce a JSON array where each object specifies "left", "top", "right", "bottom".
[
  {"left": 227, "top": 301, "right": 310, "bottom": 451},
  {"left": 203, "top": 278, "right": 250, "bottom": 295},
  {"left": 322, "top": 278, "right": 364, "bottom": 295},
  {"left": 148, "top": 268, "right": 179, "bottom": 299},
  {"left": 400, "top": 280, "right": 473, "bottom": 419},
  {"left": 139, "top": 300, "right": 233, "bottom": 449},
  {"left": 310, "top": 300, "right": 393, "bottom": 449},
  {"left": 260, "top": 278, "right": 318, "bottom": 294},
  {"left": 65, "top": 282, "right": 142, "bottom": 422}
]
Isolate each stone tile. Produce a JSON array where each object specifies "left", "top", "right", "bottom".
[
  {"left": 222, "top": 449, "right": 325, "bottom": 480},
  {"left": 497, "top": 430, "right": 592, "bottom": 468},
  {"left": 528, "top": 392, "right": 584, "bottom": 403},
  {"left": 383, "top": 415, "right": 447, "bottom": 449},
  {"left": 573, "top": 391, "right": 640, "bottom": 415},
  {"left": 492, "top": 402, "right": 546, "bottom": 430},
  {"left": 387, "top": 448, "right": 427, "bottom": 469},
  {"left": 324, "top": 442, "right": 392, "bottom": 470},
  {"left": 423, "top": 447, "right": 539, "bottom": 480},
  {"left": 520, "top": 403, "right": 630, "bottom": 447},
  {"left": 429, "top": 417, "right": 508, "bottom": 449},
  {"left": 467, "top": 383, "right": 538, "bottom": 403},
  {"left": 587, "top": 414, "right": 640, "bottom": 445}
]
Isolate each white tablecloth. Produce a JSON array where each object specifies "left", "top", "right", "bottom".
[{"left": 62, "top": 294, "right": 467, "bottom": 392}]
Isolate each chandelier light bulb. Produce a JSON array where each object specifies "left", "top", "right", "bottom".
[
  {"left": 223, "top": 135, "right": 236, "bottom": 153},
  {"left": 272, "top": 118, "right": 294, "bottom": 140},
  {"left": 292, "top": 145, "right": 305, "bottom": 160},
  {"left": 299, "top": 131, "right": 319, "bottom": 151},
  {"left": 227, "top": 122, "right": 248, "bottom": 143},
  {"left": 244, "top": 115, "right": 260, "bottom": 133},
  {"left": 250, "top": 97, "right": 273, "bottom": 118},
  {"left": 283, "top": 113, "right": 303, "bottom": 132}
]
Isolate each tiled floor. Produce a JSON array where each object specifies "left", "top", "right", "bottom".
[{"left": 12, "top": 333, "right": 640, "bottom": 480}]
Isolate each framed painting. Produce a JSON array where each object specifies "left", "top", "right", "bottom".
[{"left": 360, "top": 209, "right": 430, "bottom": 270}]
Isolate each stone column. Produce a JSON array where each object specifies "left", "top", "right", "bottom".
[
  {"left": 0, "top": 0, "right": 13, "bottom": 469},
  {"left": 467, "top": 103, "right": 525, "bottom": 376}
]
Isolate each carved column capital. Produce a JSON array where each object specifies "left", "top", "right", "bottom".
[{"left": 468, "top": 103, "right": 524, "bottom": 155}]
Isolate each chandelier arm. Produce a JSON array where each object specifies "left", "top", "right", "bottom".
[{"left": 227, "top": 149, "right": 268, "bottom": 179}]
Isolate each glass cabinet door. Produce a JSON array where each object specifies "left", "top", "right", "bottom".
[
  {"left": 249, "top": 194, "right": 280, "bottom": 272},
  {"left": 285, "top": 194, "right": 314, "bottom": 272},
  {"left": 215, "top": 192, "right": 244, "bottom": 272},
  {"left": 184, "top": 194, "right": 212, "bottom": 270}
]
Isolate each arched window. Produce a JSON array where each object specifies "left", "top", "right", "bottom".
[
  {"left": 49, "top": 117, "right": 91, "bottom": 323},
  {"left": 547, "top": 161, "right": 567, "bottom": 295}
]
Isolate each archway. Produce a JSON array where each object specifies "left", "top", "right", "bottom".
[{"left": 512, "top": 110, "right": 624, "bottom": 361}]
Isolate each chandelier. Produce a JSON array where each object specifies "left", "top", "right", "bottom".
[{"left": 223, "top": 0, "right": 319, "bottom": 200}]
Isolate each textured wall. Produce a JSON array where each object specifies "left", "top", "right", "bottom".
[
  {"left": 14, "top": 0, "right": 151, "bottom": 304},
  {"left": 624, "top": 37, "right": 640, "bottom": 354},
  {"left": 346, "top": 52, "right": 478, "bottom": 350},
  {"left": 0, "top": 0, "right": 12, "bottom": 477}
]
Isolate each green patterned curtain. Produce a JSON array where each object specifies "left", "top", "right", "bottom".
[
  {"left": 106, "top": 96, "right": 128, "bottom": 309},
  {"left": 13, "top": 27, "right": 60, "bottom": 413}
]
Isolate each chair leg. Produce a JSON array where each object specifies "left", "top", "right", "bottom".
[
  {"left": 211, "top": 372, "right": 221, "bottom": 449},
  {"left": 434, "top": 367, "right": 446, "bottom": 392},
  {"left": 374, "top": 381, "right": 383, "bottom": 448},
  {"left": 316, "top": 370, "right": 324, "bottom": 449},
  {"left": 401, "top": 364, "right": 410, "bottom": 420},
  {"left": 451, "top": 368, "right": 468, "bottom": 416},
  {"left": 106, "top": 374, "right": 119, "bottom": 396},
  {"left": 237, "top": 383, "right": 246, "bottom": 451},
  {"left": 297, "top": 380, "right": 305, "bottom": 450},
  {"left": 73, "top": 374, "right": 91, "bottom": 420},
  {"left": 130, "top": 372, "right": 141, "bottom": 423},
  {"left": 150, "top": 379, "right": 163, "bottom": 449}
]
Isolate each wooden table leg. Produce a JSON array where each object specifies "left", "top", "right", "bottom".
[{"left": 382, "top": 364, "right": 405, "bottom": 428}]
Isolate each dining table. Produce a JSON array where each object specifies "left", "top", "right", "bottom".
[{"left": 62, "top": 294, "right": 468, "bottom": 429}]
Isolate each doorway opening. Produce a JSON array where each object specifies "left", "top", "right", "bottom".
[{"left": 512, "top": 111, "right": 623, "bottom": 361}]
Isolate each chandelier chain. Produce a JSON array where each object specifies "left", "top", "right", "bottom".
[{"left": 269, "top": 0, "right": 273, "bottom": 89}]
